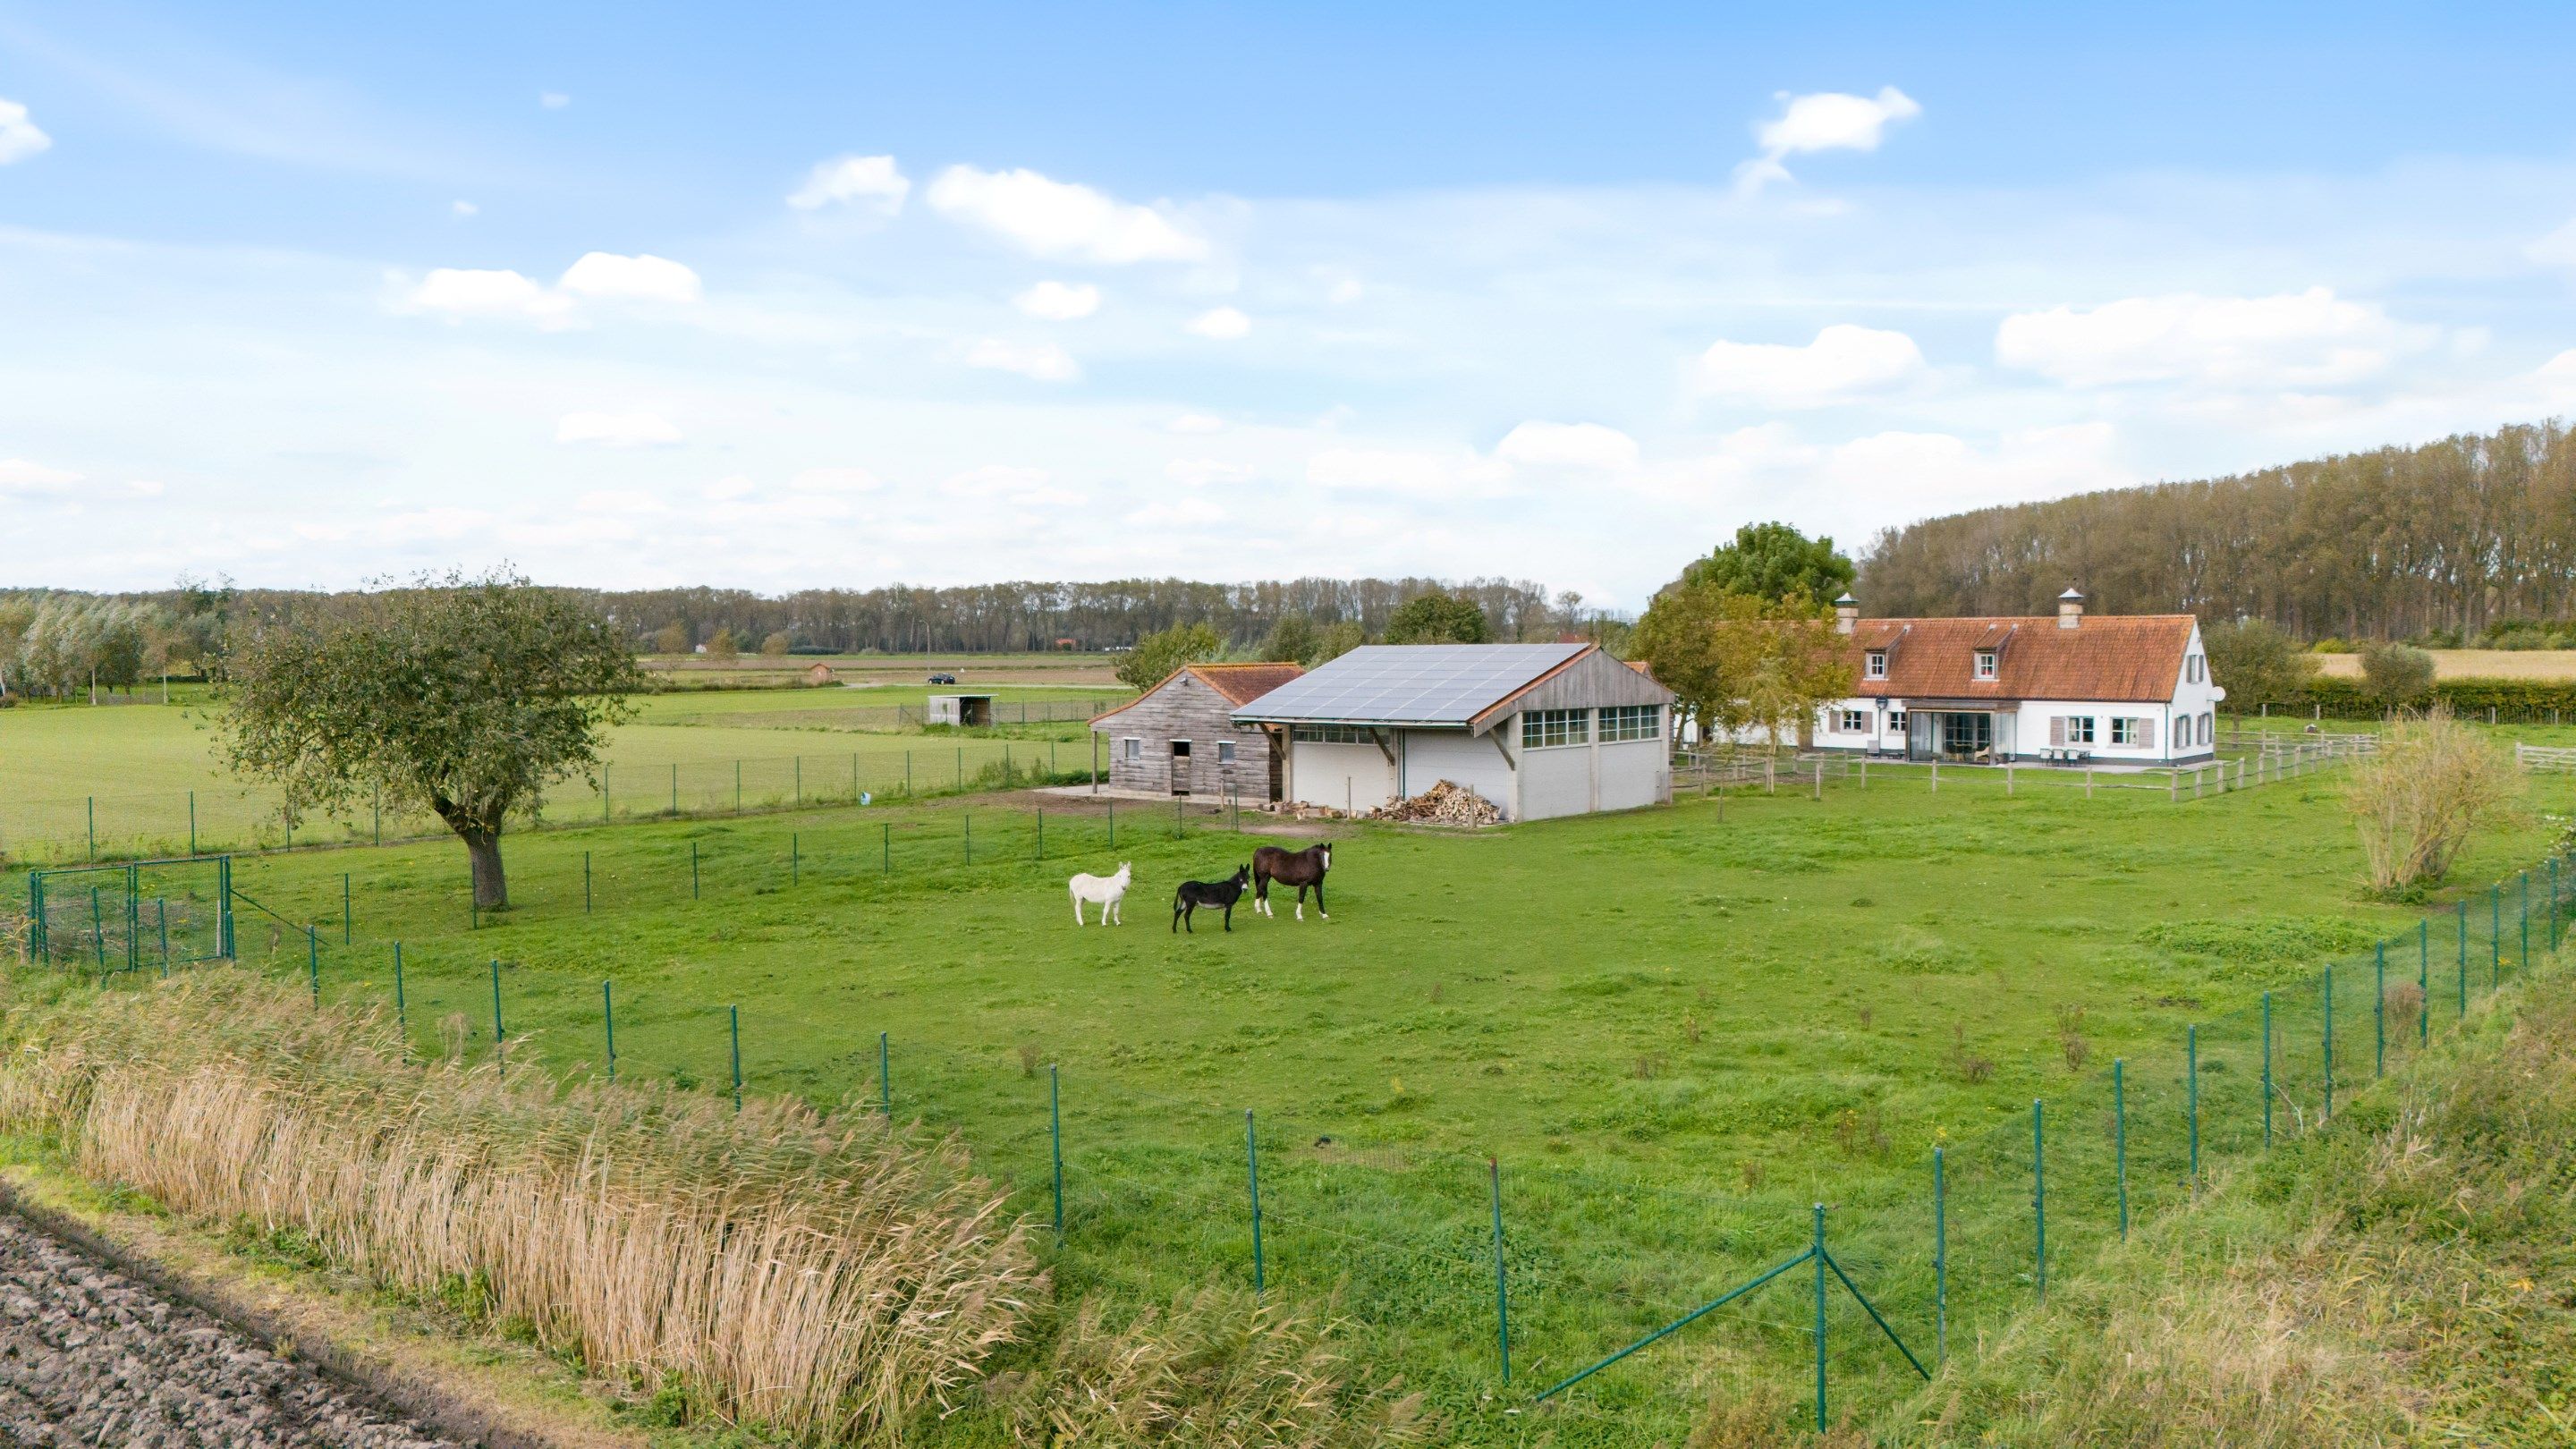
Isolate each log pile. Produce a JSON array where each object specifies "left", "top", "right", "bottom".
[{"left": 1369, "top": 779, "right": 1502, "bottom": 826}]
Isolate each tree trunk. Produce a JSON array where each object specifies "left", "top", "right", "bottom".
[{"left": 464, "top": 828, "right": 507, "bottom": 910}]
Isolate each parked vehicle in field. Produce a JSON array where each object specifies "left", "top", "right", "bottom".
[{"left": 928, "top": 672, "right": 958, "bottom": 684}]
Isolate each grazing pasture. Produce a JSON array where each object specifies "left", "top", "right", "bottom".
[{"left": 81, "top": 758, "right": 2573, "bottom": 1444}]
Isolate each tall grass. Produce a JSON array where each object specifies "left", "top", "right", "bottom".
[
  {"left": 0, "top": 970, "right": 1041, "bottom": 1442},
  {"left": 2345, "top": 704, "right": 2519, "bottom": 892}
]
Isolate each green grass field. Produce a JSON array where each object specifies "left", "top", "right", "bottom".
[
  {"left": 0, "top": 684, "right": 1131, "bottom": 864},
  {"left": 30, "top": 756, "right": 2572, "bottom": 1444}
]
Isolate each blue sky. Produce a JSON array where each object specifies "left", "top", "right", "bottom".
[{"left": 8, "top": 2, "right": 2576, "bottom": 603}]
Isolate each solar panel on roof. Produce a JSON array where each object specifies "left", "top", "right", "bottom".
[{"left": 1230, "top": 643, "right": 1590, "bottom": 725}]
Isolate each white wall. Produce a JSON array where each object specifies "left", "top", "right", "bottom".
[
  {"left": 1521, "top": 745, "right": 1593, "bottom": 819},
  {"left": 1399, "top": 729, "right": 1516, "bottom": 816},
  {"left": 1286, "top": 740, "right": 1398, "bottom": 814},
  {"left": 1596, "top": 738, "right": 1668, "bottom": 813}
]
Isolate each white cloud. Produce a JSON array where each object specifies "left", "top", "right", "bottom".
[
  {"left": 787, "top": 154, "right": 910, "bottom": 214},
  {"left": 1165, "top": 458, "right": 1255, "bottom": 487},
  {"left": 705, "top": 475, "right": 756, "bottom": 500},
  {"left": 2529, "top": 219, "right": 2576, "bottom": 267},
  {"left": 1690, "top": 324, "right": 1927, "bottom": 406},
  {"left": 379, "top": 507, "right": 492, "bottom": 542},
  {"left": 1127, "top": 497, "right": 1227, "bottom": 527},
  {"left": 0, "top": 98, "right": 51, "bottom": 165},
  {"left": 1996, "top": 287, "right": 2424, "bottom": 388},
  {"left": 940, "top": 464, "right": 1087, "bottom": 507},
  {"left": 1495, "top": 421, "right": 1639, "bottom": 471},
  {"left": 0, "top": 458, "right": 80, "bottom": 494},
  {"left": 451, "top": 199, "right": 479, "bottom": 217},
  {"left": 1166, "top": 412, "right": 1225, "bottom": 434},
  {"left": 787, "top": 467, "right": 880, "bottom": 493},
  {"left": 1328, "top": 275, "right": 1365, "bottom": 305},
  {"left": 1185, "top": 306, "right": 1251, "bottom": 340},
  {"left": 126, "top": 479, "right": 165, "bottom": 497},
  {"left": 408, "top": 267, "right": 574, "bottom": 326},
  {"left": 555, "top": 411, "right": 683, "bottom": 447},
  {"left": 1736, "top": 87, "right": 1919, "bottom": 192},
  {"left": 927, "top": 165, "right": 1209, "bottom": 264},
  {"left": 577, "top": 488, "right": 664, "bottom": 513},
  {"left": 557, "top": 251, "right": 703, "bottom": 304},
  {"left": 539, "top": 92, "right": 571, "bottom": 109},
  {"left": 962, "top": 338, "right": 1080, "bottom": 382},
  {"left": 1307, "top": 446, "right": 1512, "bottom": 498},
  {"left": 1013, "top": 280, "right": 1100, "bottom": 320}
]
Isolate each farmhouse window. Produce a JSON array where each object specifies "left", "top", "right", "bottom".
[
  {"left": 1292, "top": 724, "right": 1376, "bottom": 744},
  {"left": 1217, "top": 741, "right": 1237, "bottom": 764},
  {"left": 1601, "top": 704, "right": 1661, "bottom": 741},
  {"left": 2112, "top": 716, "right": 2141, "bottom": 746},
  {"left": 1887, "top": 709, "right": 1907, "bottom": 733},
  {"left": 1864, "top": 650, "right": 1887, "bottom": 680},
  {"left": 2175, "top": 715, "right": 2192, "bottom": 749},
  {"left": 2066, "top": 716, "right": 2097, "bottom": 746},
  {"left": 1521, "top": 708, "right": 1589, "bottom": 749},
  {"left": 1973, "top": 650, "right": 1998, "bottom": 680},
  {"left": 1838, "top": 709, "right": 1868, "bottom": 733},
  {"left": 2200, "top": 711, "right": 2214, "bottom": 745},
  {"left": 1122, "top": 737, "right": 1141, "bottom": 761}
]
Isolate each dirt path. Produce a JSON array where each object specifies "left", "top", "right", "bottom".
[{"left": 0, "top": 1213, "right": 457, "bottom": 1448}]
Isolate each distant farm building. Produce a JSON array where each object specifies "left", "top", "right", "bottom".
[
  {"left": 1091, "top": 663, "right": 1304, "bottom": 798},
  {"left": 1233, "top": 643, "right": 1674, "bottom": 821},
  {"left": 928, "top": 693, "right": 996, "bottom": 727},
  {"left": 803, "top": 662, "right": 839, "bottom": 686},
  {"left": 1810, "top": 589, "right": 2225, "bottom": 764}
]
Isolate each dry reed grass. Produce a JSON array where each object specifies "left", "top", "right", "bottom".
[
  {"left": 0, "top": 970, "right": 1041, "bottom": 1443},
  {"left": 2345, "top": 705, "right": 2519, "bottom": 893}
]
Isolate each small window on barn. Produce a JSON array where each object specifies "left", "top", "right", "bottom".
[
  {"left": 1973, "top": 649, "right": 1998, "bottom": 680},
  {"left": 1217, "top": 741, "right": 1237, "bottom": 763},
  {"left": 1292, "top": 724, "right": 1375, "bottom": 744},
  {"left": 1864, "top": 650, "right": 1887, "bottom": 680},
  {"left": 1123, "top": 737, "right": 1141, "bottom": 760},
  {"left": 1602, "top": 705, "right": 1661, "bottom": 741},
  {"left": 2112, "top": 717, "right": 2140, "bottom": 746},
  {"left": 1521, "top": 708, "right": 1589, "bottom": 749},
  {"left": 2067, "top": 716, "right": 2097, "bottom": 745}
]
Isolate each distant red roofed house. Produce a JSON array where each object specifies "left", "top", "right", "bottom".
[
  {"left": 1812, "top": 589, "right": 2224, "bottom": 764},
  {"left": 1089, "top": 662, "right": 1307, "bottom": 799}
]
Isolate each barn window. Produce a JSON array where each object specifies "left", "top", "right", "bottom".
[
  {"left": 1601, "top": 705, "right": 1661, "bottom": 741},
  {"left": 1973, "top": 650, "right": 1997, "bottom": 680},
  {"left": 1122, "top": 737, "right": 1141, "bottom": 760},
  {"left": 1292, "top": 724, "right": 1375, "bottom": 744},
  {"left": 2067, "top": 716, "right": 2097, "bottom": 745},
  {"left": 1217, "top": 741, "right": 1237, "bottom": 763},
  {"left": 1864, "top": 650, "right": 1887, "bottom": 680},
  {"left": 1521, "top": 708, "right": 1589, "bottom": 749}
]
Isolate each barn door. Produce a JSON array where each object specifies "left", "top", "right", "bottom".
[{"left": 1169, "top": 740, "right": 1192, "bottom": 795}]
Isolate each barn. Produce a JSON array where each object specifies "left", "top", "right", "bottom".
[
  {"left": 1089, "top": 663, "right": 1306, "bottom": 799},
  {"left": 1231, "top": 643, "right": 1674, "bottom": 821}
]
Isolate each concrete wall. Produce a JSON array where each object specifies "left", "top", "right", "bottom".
[
  {"left": 1397, "top": 729, "right": 1515, "bottom": 815},
  {"left": 1286, "top": 739, "right": 1397, "bottom": 815}
]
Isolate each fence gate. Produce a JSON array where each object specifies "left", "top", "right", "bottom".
[{"left": 26, "top": 856, "right": 233, "bottom": 974}]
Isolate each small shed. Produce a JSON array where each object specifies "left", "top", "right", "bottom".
[
  {"left": 802, "top": 662, "right": 839, "bottom": 686},
  {"left": 1090, "top": 663, "right": 1305, "bottom": 798},
  {"left": 1232, "top": 643, "right": 1674, "bottom": 821},
  {"left": 927, "top": 693, "right": 996, "bottom": 727}
]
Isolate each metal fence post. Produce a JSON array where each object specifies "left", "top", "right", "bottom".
[
  {"left": 584, "top": 852, "right": 593, "bottom": 913},
  {"left": 2323, "top": 964, "right": 2334, "bottom": 1121},
  {"left": 2114, "top": 1059, "right": 2129, "bottom": 1235},
  {"left": 1489, "top": 1158, "right": 1511, "bottom": 1384},
  {"left": 2033, "top": 1100, "right": 2046, "bottom": 1301},
  {"left": 1933, "top": 1146, "right": 1947, "bottom": 1365},
  {"left": 2186, "top": 1026, "right": 2199, "bottom": 1185},
  {"left": 730, "top": 1005, "right": 742, "bottom": 1110},
  {"left": 2260, "top": 993, "right": 2273, "bottom": 1148},
  {"left": 1051, "top": 1064, "right": 1064, "bottom": 1240},
  {"left": 1811, "top": 1203, "right": 1828, "bottom": 1432},
  {"left": 1245, "top": 1110, "right": 1266, "bottom": 1293},
  {"left": 603, "top": 979, "right": 615, "bottom": 1083}
]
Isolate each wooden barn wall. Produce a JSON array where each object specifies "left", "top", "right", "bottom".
[
  {"left": 1089, "top": 674, "right": 1277, "bottom": 795},
  {"left": 1504, "top": 650, "right": 1675, "bottom": 718}
]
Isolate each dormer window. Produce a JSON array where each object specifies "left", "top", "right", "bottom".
[
  {"left": 1973, "top": 649, "right": 1998, "bottom": 680},
  {"left": 1864, "top": 650, "right": 1887, "bottom": 680}
]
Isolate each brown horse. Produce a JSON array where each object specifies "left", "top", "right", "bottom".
[{"left": 1252, "top": 843, "right": 1333, "bottom": 920}]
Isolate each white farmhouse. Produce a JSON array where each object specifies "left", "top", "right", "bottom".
[
  {"left": 1231, "top": 642, "right": 1675, "bottom": 820},
  {"left": 1809, "top": 589, "right": 2225, "bottom": 765}
]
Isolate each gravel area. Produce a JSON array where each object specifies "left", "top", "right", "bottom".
[{"left": 0, "top": 1213, "right": 460, "bottom": 1447}]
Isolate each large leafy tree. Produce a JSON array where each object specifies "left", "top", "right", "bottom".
[
  {"left": 1632, "top": 582, "right": 1853, "bottom": 749},
  {"left": 1115, "top": 622, "right": 1224, "bottom": 691},
  {"left": 1678, "top": 522, "right": 1857, "bottom": 608},
  {"left": 1384, "top": 590, "right": 1490, "bottom": 644},
  {"left": 222, "top": 571, "right": 644, "bottom": 909},
  {"left": 2203, "top": 618, "right": 2318, "bottom": 710}
]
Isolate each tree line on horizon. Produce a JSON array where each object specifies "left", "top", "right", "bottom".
[{"left": 1858, "top": 419, "right": 2576, "bottom": 642}]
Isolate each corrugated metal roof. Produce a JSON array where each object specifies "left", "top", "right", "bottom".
[{"left": 1231, "top": 643, "right": 1593, "bottom": 726}]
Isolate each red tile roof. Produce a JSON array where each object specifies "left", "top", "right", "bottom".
[
  {"left": 1850, "top": 615, "right": 2195, "bottom": 703},
  {"left": 1183, "top": 662, "right": 1307, "bottom": 706}
]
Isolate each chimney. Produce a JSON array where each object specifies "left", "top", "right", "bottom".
[
  {"left": 2058, "top": 587, "right": 2085, "bottom": 630},
  {"left": 1833, "top": 592, "right": 1860, "bottom": 636}
]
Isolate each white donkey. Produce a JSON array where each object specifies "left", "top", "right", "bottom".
[{"left": 1068, "top": 862, "right": 1133, "bottom": 925}]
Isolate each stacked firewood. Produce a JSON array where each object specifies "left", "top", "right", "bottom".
[{"left": 1369, "top": 779, "right": 1502, "bottom": 826}]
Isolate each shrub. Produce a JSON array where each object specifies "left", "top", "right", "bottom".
[
  {"left": 758, "top": 630, "right": 792, "bottom": 656},
  {"left": 2344, "top": 705, "right": 2518, "bottom": 894},
  {"left": 2358, "top": 640, "right": 2436, "bottom": 706}
]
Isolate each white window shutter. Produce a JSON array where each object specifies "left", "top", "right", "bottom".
[
  {"left": 2049, "top": 716, "right": 2066, "bottom": 747},
  {"left": 2140, "top": 717, "right": 2157, "bottom": 751}
]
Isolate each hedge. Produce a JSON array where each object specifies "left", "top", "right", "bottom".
[{"left": 2246, "top": 674, "right": 2576, "bottom": 723}]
